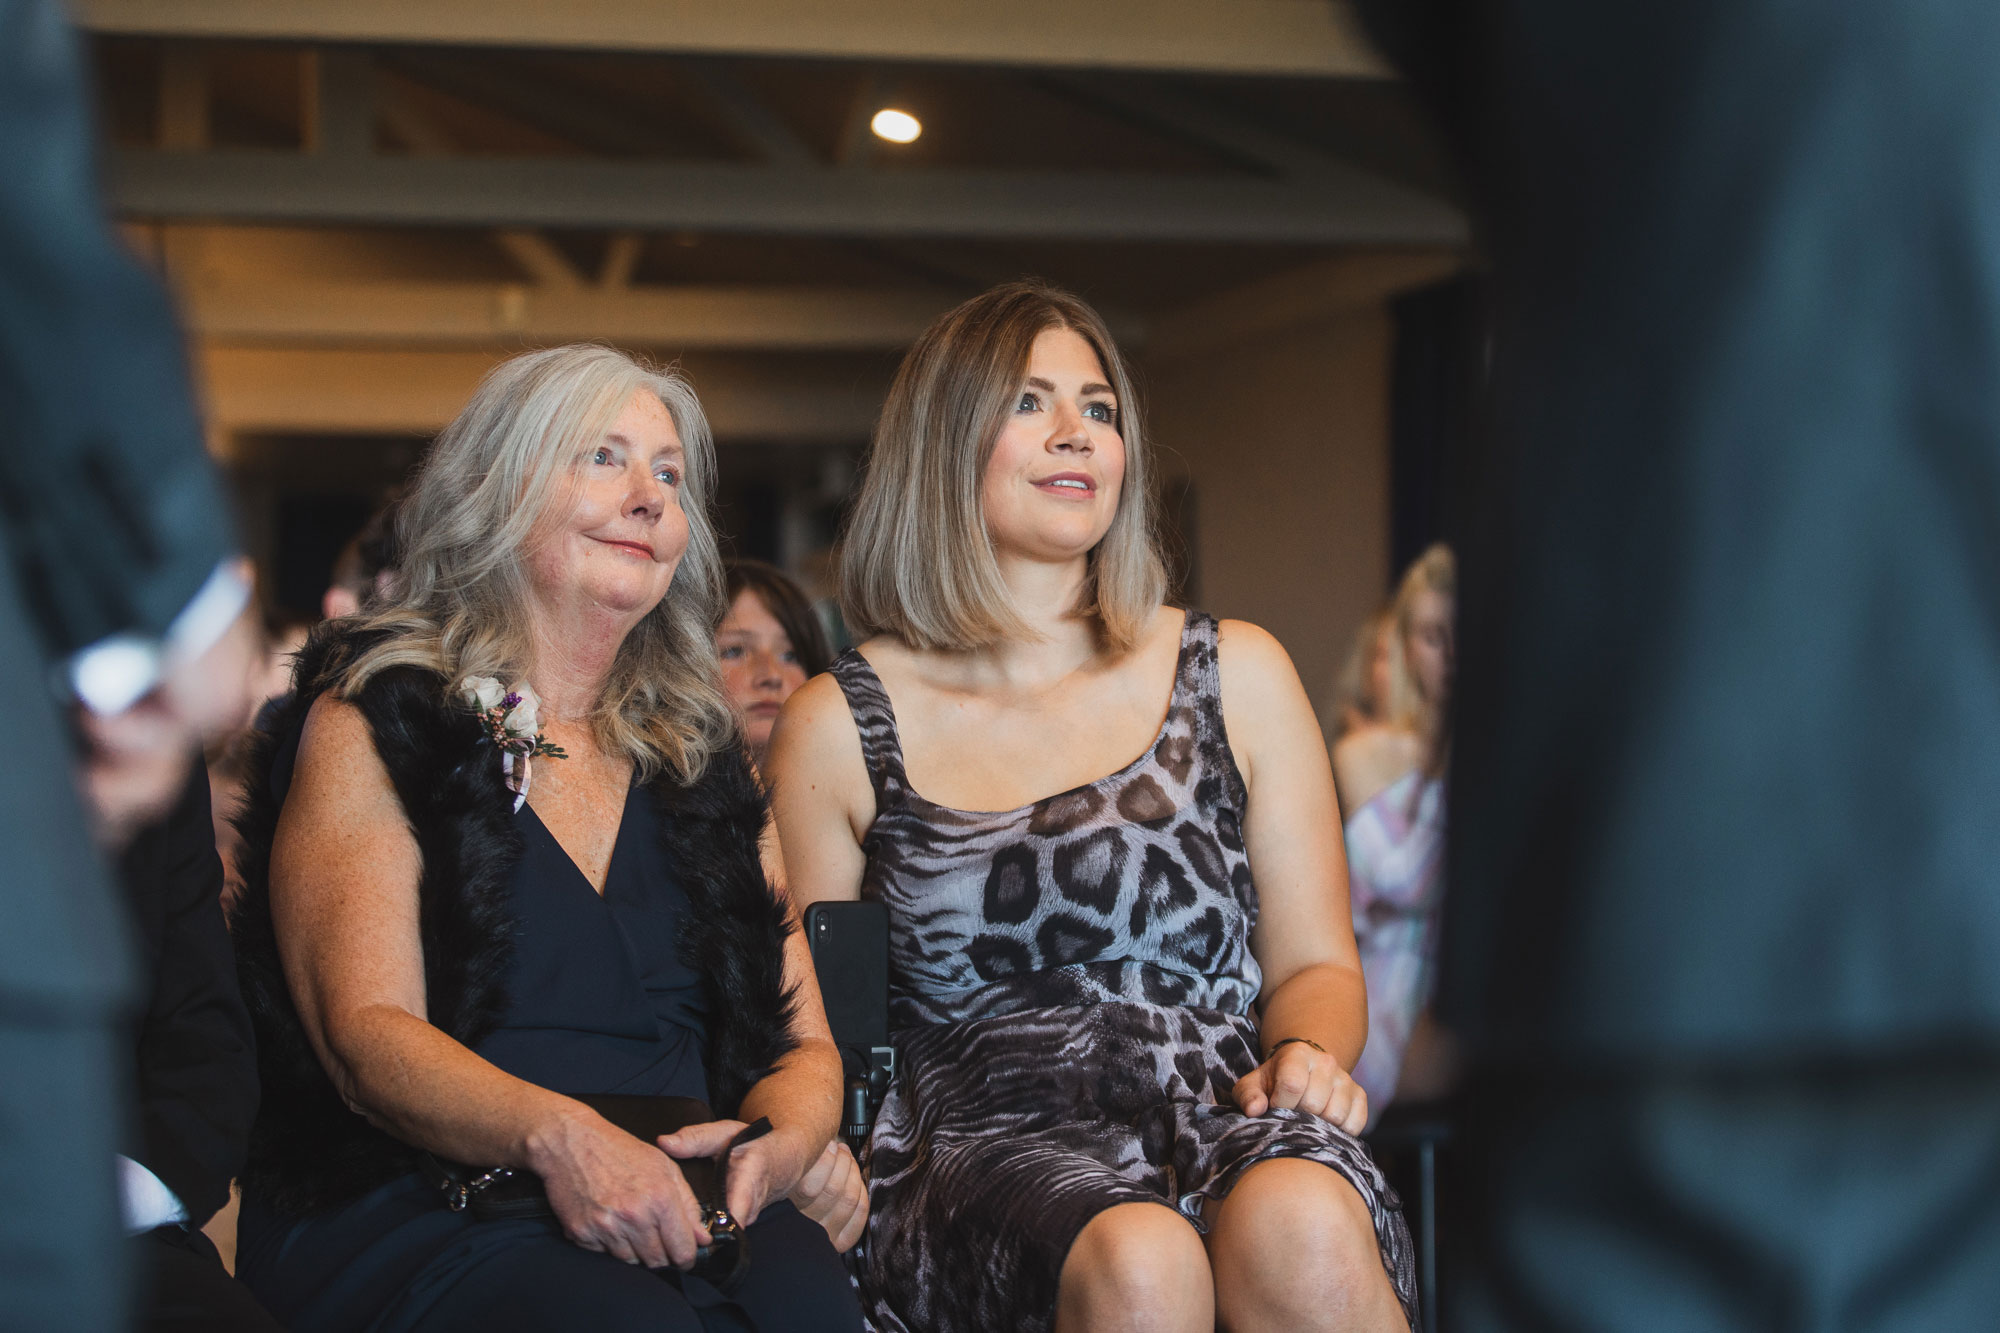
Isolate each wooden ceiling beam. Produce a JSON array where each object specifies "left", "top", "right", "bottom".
[
  {"left": 491, "top": 230, "right": 585, "bottom": 287},
  {"left": 107, "top": 148, "right": 1467, "bottom": 245},
  {"left": 176, "top": 277, "right": 957, "bottom": 349},
  {"left": 75, "top": 0, "right": 1392, "bottom": 79},
  {"left": 597, "top": 232, "right": 645, "bottom": 288},
  {"left": 198, "top": 344, "right": 886, "bottom": 439}
]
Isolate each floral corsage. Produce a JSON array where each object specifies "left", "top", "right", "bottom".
[{"left": 459, "top": 675, "right": 567, "bottom": 812}]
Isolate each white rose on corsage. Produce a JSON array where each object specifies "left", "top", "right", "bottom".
[
  {"left": 458, "top": 675, "right": 567, "bottom": 811},
  {"left": 460, "top": 675, "right": 507, "bottom": 711}
]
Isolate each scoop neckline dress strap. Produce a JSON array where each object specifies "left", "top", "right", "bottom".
[{"left": 827, "top": 607, "right": 1202, "bottom": 820}]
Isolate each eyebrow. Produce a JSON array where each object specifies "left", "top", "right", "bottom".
[
  {"left": 603, "top": 431, "right": 684, "bottom": 458},
  {"left": 1024, "top": 376, "right": 1118, "bottom": 399}
]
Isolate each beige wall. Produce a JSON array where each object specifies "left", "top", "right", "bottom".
[{"left": 1146, "top": 305, "right": 1393, "bottom": 735}]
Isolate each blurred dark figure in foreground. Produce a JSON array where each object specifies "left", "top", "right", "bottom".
[
  {"left": 0, "top": 1, "right": 251, "bottom": 1325},
  {"left": 1359, "top": 3, "right": 2000, "bottom": 1327},
  {"left": 116, "top": 767, "right": 281, "bottom": 1332}
]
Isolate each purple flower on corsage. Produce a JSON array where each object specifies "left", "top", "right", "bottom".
[{"left": 459, "top": 675, "right": 567, "bottom": 811}]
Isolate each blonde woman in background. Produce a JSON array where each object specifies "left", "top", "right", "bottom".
[
  {"left": 1333, "top": 545, "right": 1456, "bottom": 1119},
  {"left": 1329, "top": 607, "right": 1397, "bottom": 755}
]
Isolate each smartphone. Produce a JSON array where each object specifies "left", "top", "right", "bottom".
[
  {"left": 806, "top": 900, "right": 894, "bottom": 1144},
  {"left": 805, "top": 899, "right": 890, "bottom": 1054}
]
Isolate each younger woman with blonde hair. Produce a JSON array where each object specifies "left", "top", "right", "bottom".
[{"left": 770, "top": 283, "right": 1417, "bottom": 1332}]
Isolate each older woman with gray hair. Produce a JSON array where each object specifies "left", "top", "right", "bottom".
[{"left": 228, "top": 346, "right": 864, "bottom": 1332}]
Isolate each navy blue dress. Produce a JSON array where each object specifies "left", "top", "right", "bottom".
[{"left": 237, "top": 785, "right": 862, "bottom": 1333}]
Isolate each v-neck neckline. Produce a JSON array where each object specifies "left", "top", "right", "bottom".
[{"left": 521, "top": 782, "right": 639, "bottom": 900}]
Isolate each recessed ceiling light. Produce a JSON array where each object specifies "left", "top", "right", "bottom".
[{"left": 870, "top": 108, "right": 922, "bottom": 144}]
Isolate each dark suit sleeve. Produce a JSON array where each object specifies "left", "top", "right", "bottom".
[
  {"left": 0, "top": 0, "right": 234, "bottom": 658},
  {"left": 124, "top": 769, "right": 258, "bottom": 1227}
]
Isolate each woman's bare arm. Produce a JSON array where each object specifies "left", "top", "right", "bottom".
[
  {"left": 271, "top": 695, "right": 715, "bottom": 1268},
  {"left": 1215, "top": 620, "right": 1373, "bottom": 1134},
  {"left": 272, "top": 695, "right": 577, "bottom": 1158},
  {"left": 764, "top": 672, "right": 874, "bottom": 908},
  {"left": 758, "top": 672, "right": 877, "bottom": 1247}
]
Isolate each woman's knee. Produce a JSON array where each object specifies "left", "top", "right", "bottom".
[
  {"left": 1208, "top": 1159, "right": 1399, "bottom": 1327},
  {"left": 1058, "top": 1203, "right": 1212, "bottom": 1331}
]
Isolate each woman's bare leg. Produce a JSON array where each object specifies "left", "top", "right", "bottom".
[
  {"left": 1055, "top": 1202, "right": 1214, "bottom": 1333},
  {"left": 1206, "top": 1159, "right": 1404, "bottom": 1332}
]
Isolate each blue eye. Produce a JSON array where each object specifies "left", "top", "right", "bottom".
[
  {"left": 592, "top": 447, "right": 613, "bottom": 465},
  {"left": 1085, "top": 401, "right": 1117, "bottom": 424},
  {"left": 1017, "top": 392, "right": 1040, "bottom": 413},
  {"left": 655, "top": 464, "right": 680, "bottom": 486}
]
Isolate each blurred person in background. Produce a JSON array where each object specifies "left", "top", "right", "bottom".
[
  {"left": 206, "top": 613, "right": 311, "bottom": 912},
  {"left": 229, "top": 346, "right": 863, "bottom": 1333},
  {"left": 1360, "top": 2, "right": 2000, "bottom": 1327},
  {"left": 1330, "top": 607, "right": 1397, "bottom": 745},
  {"left": 1333, "top": 546, "right": 1455, "bottom": 1118},
  {"left": 0, "top": 1, "right": 256, "bottom": 1326},
  {"left": 772, "top": 282, "right": 1417, "bottom": 1333},
  {"left": 1333, "top": 548, "right": 1453, "bottom": 819},
  {"left": 253, "top": 616, "right": 314, "bottom": 709},
  {"left": 212, "top": 505, "right": 405, "bottom": 907},
  {"left": 320, "top": 496, "right": 404, "bottom": 622},
  {"left": 719, "top": 559, "right": 834, "bottom": 773}
]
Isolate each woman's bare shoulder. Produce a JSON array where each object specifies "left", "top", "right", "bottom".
[
  {"left": 767, "top": 672, "right": 870, "bottom": 797},
  {"left": 1332, "top": 724, "right": 1424, "bottom": 813},
  {"left": 285, "top": 692, "right": 402, "bottom": 830},
  {"left": 773, "top": 672, "right": 855, "bottom": 743},
  {"left": 1212, "top": 617, "right": 1316, "bottom": 732},
  {"left": 1213, "top": 616, "right": 1296, "bottom": 682},
  {"left": 1334, "top": 723, "right": 1424, "bottom": 767}
]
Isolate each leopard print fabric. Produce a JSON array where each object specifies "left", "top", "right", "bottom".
[{"left": 831, "top": 610, "right": 1419, "bottom": 1332}]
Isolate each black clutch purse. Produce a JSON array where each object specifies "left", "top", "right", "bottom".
[{"left": 416, "top": 1094, "right": 768, "bottom": 1290}]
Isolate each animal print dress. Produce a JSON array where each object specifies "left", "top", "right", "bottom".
[{"left": 830, "top": 610, "right": 1419, "bottom": 1332}]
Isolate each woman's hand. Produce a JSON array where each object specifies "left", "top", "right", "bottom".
[
  {"left": 531, "top": 1108, "right": 711, "bottom": 1269},
  {"left": 788, "top": 1139, "right": 869, "bottom": 1251},
  {"left": 657, "top": 1119, "right": 819, "bottom": 1228},
  {"left": 1233, "top": 1041, "right": 1369, "bottom": 1136}
]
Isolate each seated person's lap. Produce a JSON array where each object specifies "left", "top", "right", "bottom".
[{"left": 412, "top": 1203, "right": 859, "bottom": 1333}]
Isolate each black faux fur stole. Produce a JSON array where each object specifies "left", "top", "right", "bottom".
[{"left": 230, "top": 623, "right": 800, "bottom": 1217}]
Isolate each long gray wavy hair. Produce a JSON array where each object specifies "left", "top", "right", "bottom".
[{"left": 338, "top": 344, "right": 737, "bottom": 783}]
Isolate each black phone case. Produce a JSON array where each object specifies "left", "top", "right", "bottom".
[{"left": 806, "top": 900, "right": 890, "bottom": 1054}]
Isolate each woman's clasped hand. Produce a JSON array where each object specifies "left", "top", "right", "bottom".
[{"left": 533, "top": 1108, "right": 719, "bottom": 1270}]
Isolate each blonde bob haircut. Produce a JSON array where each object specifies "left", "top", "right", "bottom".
[
  {"left": 338, "top": 344, "right": 737, "bottom": 784},
  {"left": 839, "top": 280, "right": 1167, "bottom": 653}
]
